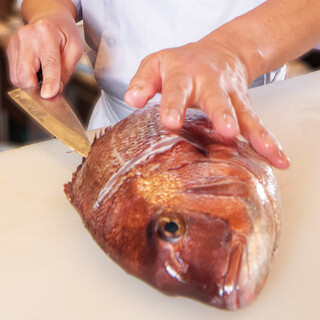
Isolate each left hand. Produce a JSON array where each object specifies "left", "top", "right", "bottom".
[{"left": 124, "top": 36, "right": 290, "bottom": 169}]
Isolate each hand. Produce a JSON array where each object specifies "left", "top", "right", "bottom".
[
  {"left": 6, "top": 14, "right": 83, "bottom": 99},
  {"left": 124, "top": 35, "right": 290, "bottom": 169}
]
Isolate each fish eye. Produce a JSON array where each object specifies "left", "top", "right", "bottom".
[{"left": 157, "top": 215, "right": 185, "bottom": 242}]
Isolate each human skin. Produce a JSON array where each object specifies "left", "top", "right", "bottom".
[
  {"left": 6, "top": 0, "right": 320, "bottom": 168},
  {"left": 6, "top": 0, "right": 83, "bottom": 98}
]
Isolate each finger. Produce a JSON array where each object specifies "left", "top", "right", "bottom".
[
  {"left": 159, "top": 73, "right": 193, "bottom": 130},
  {"left": 124, "top": 54, "right": 161, "bottom": 108},
  {"left": 200, "top": 90, "right": 240, "bottom": 138},
  {"left": 10, "top": 36, "right": 39, "bottom": 88},
  {"left": 60, "top": 35, "right": 83, "bottom": 89},
  {"left": 6, "top": 36, "right": 20, "bottom": 86},
  {"left": 39, "top": 46, "right": 61, "bottom": 99},
  {"left": 233, "top": 94, "right": 290, "bottom": 169}
]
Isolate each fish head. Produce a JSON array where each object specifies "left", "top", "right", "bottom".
[
  {"left": 147, "top": 206, "right": 237, "bottom": 308},
  {"left": 65, "top": 106, "right": 279, "bottom": 310},
  {"left": 143, "top": 190, "right": 252, "bottom": 310},
  {"left": 102, "top": 146, "right": 265, "bottom": 310}
]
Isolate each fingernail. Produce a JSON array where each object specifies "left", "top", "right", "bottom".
[
  {"left": 261, "top": 132, "right": 290, "bottom": 168},
  {"left": 41, "top": 84, "right": 53, "bottom": 99},
  {"left": 125, "top": 86, "right": 143, "bottom": 105},
  {"left": 127, "top": 86, "right": 143, "bottom": 98},
  {"left": 220, "top": 113, "right": 240, "bottom": 138},
  {"left": 166, "top": 107, "right": 181, "bottom": 124},
  {"left": 223, "top": 113, "right": 240, "bottom": 135},
  {"left": 276, "top": 149, "right": 290, "bottom": 168},
  {"left": 261, "top": 132, "right": 275, "bottom": 150},
  {"left": 129, "top": 85, "right": 143, "bottom": 93}
]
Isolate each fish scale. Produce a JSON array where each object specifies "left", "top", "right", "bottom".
[{"left": 65, "top": 103, "right": 281, "bottom": 310}]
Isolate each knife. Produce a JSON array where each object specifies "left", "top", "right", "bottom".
[{"left": 8, "top": 87, "right": 91, "bottom": 157}]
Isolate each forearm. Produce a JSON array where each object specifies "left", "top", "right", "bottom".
[
  {"left": 207, "top": 0, "right": 320, "bottom": 83},
  {"left": 21, "top": 0, "right": 77, "bottom": 24}
]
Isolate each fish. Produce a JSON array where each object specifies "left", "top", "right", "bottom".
[{"left": 64, "top": 103, "right": 281, "bottom": 310}]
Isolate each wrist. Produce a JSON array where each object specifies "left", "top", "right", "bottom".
[
  {"left": 21, "top": 0, "right": 77, "bottom": 24},
  {"left": 206, "top": 21, "right": 269, "bottom": 86},
  {"left": 27, "top": 11, "right": 76, "bottom": 25}
]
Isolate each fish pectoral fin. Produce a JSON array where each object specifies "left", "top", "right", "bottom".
[{"left": 223, "top": 237, "right": 247, "bottom": 310}]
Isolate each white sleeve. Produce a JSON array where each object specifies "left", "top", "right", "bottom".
[{"left": 16, "top": 0, "right": 83, "bottom": 21}]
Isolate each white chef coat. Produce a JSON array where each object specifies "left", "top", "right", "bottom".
[{"left": 18, "top": 0, "right": 286, "bottom": 129}]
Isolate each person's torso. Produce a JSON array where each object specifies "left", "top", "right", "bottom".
[{"left": 81, "top": 0, "right": 266, "bottom": 100}]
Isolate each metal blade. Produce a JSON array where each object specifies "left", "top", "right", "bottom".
[{"left": 8, "top": 87, "right": 91, "bottom": 157}]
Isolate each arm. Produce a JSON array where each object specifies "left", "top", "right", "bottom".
[
  {"left": 6, "top": 0, "right": 83, "bottom": 98},
  {"left": 125, "top": 0, "right": 320, "bottom": 169},
  {"left": 20, "top": 0, "right": 77, "bottom": 24},
  {"left": 221, "top": 0, "right": 320, "bottom": 84}
]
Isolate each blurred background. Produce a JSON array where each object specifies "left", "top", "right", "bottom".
[
  {"left": 1, "top": 0, "right": 320, "bottom": 151},
  {"left": 0, "top": 0, "right": 99, "bottom": 151}
]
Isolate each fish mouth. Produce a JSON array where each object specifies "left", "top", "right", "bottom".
[{"left": 222, "top": 236, "right": 248, "bottom": 310}]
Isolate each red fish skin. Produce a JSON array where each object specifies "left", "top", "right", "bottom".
[{"left": 64, "top": 104, "right": 281, "bottom": 310}]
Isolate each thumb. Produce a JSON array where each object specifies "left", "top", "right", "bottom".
[
  {"left": 40, "top": 50, "right": 61, "bottom": 99},
  {"left": 124, "top": 54, "right": 162, "bottom": 108}
]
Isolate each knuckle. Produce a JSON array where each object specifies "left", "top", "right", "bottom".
[
  {"left": 164, "top": 83, "right": 184, "bottom": 96},
  {"left": 73, "top": 46, "right": 84, "bottom": 62},
  {"left": 66, "top": 43, "right": 84, "bottom": 65},
  {"left": 42, "top": 56, "right": 59, "bottom": 68},
  {"left": 34, "top": 19, "right": 53, "bottom": 33},
  {"left": 65, "top": 38, "right": 84, "bottom": 60},
  {"left": 16, "top": 26, "right": 29, "bottom": 40},
  {"left": 43, "top": 77, "right": 56, "bottom": 85},
  {"left": 10, "top": 77, "right": 20, "bottom": 87},
  {"left": 163, "top": 87, "right": 187, "bottom": 106},
  {"left": 199, "top": 89, "right": 218, "bottom": 106},
  {"left": 15, "top": 31, "right": 28, "bottom": 45},
  {"left": 164, "top": 71, "right": 191, "bottom": 88},
  {"left": 16, "top": 66, "right": 31, "bottom": 84},
  {"left": 130, "top": 72, "right": 148, "bottom": 85},
  {"left": 237, "top": 109, "right": 261, "bottom": 130},
  {"left": 130, "top": 79, "right": 148, "bottom": 89},
  {"left": 76, "top": 47, "right": 83, "bottom": 60},
  {"left": 140, "top": 52, "right": 157, "bottom": 67}
]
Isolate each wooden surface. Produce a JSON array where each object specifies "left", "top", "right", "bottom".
[{"left": 0, "top": 71, "right": 320, "bottom": 319}]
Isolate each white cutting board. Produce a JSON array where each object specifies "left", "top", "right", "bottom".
[{"left": 1, "top": 71, "right": 320, "bottom": 319}]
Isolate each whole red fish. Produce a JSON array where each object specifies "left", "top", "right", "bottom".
[{"left": 64, "top": 104, "right": 281, "bottom": 310}]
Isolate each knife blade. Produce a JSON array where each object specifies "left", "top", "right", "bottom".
[{"left": 8, "top": 87, "right": 91, "bottom": 157}]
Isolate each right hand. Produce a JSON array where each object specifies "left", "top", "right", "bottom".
[
  {"left": 125, "top": 38, "right": 290, "bottom": 169},
  {"left": 6, "top": 14, "right": 83, "bottom": 99}
]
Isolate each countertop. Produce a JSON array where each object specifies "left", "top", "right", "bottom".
[{"left": 1, "top": 71, "right": 320, "bottom": 319}]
